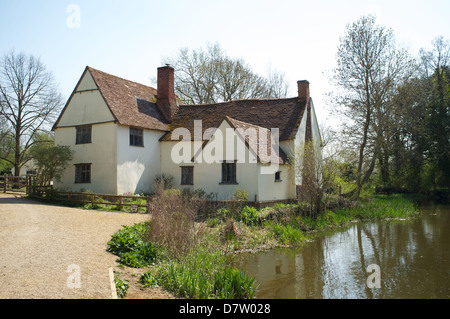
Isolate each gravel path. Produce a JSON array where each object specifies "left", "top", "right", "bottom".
[{"left": 0, "top": 193, "right": 149, "bottom": 299}]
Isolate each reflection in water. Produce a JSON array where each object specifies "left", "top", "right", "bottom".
[{"left": 235, "top": 203, "right": 450, "bottom": 299}]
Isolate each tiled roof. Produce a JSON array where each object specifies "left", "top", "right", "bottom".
[
  {"left": 160, "top": 97, "right": 307, "bottom": 142},
  {"left": 87, "top": 67, "right": 170, "bottom": 131},
  {"left": 225, "top": 116, "right": 288, "bottom": 164},
  {"left": 54, "top": 67, "right": 307, "bottom": 151}
]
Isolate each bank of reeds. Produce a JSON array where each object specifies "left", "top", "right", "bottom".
[{"left": 108, "top": 191, "right": 419, "bottom": 298}]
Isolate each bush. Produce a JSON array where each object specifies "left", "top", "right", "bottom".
[
  {"left": 107, "top": 222, "right": 162, "bottom": 267},
  {"left": 240, "top": 206, "right": 259, "bottom": 226},
  {"left": 115, "top": 276, "right": 129, "bottom": 299},
  {"left": 146, "top": 187, "right": 202, "bottom": 259},
  {"left": 139, "top": 269, "right": 161, "bottom": 288}
]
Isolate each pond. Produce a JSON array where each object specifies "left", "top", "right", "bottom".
[{"left": 234, "top": 202, "right": 450, "bottom": 299}]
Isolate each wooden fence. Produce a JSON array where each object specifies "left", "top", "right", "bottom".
[
  {"left": 1, "top": 174, "right": 151, "bottom": 213},
  {"left": 29, "top": 189, "right": 152, "bottom": 213},
  {"left": 1, "top": 174, "right": 32, "bottom": 193}
]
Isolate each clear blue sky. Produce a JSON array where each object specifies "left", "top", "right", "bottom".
[{"left": 1, "top": 0, "right": 449, "bottom": 126}]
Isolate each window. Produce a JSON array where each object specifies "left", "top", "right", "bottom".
[
  {"left": 76, "top": 126, "right": 92, "bottom": 144},
  {"left": 275, "top": 171, "right": 282, "bottom": 182},
  {"left": 221, "top": 161, "right": 237, "bottom": 184},
  {"left": 181, "top": 166, "right": 194, "bottom": 185},
  {"left": 130, "top": 128, "right": 143, "bottom": 146},
  {"left": 75, "top": 164, "right": 91, "bottom": 183}
]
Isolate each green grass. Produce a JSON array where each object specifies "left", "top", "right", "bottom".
[
  {"left": 146, "top": 245, "right": 257, "bottom": 299},
  {"left": 340, "top": 194, "right": 419, "bottom": 220}
]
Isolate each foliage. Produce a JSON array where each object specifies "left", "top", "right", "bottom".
[
  {"left": 231, "top": 187, "right": 248, "bottom": 202},
  {"left": 29, "top": 140, "right": 73, "bottom": 191},
  {"left": 240, "top": 206, "right": 260, "bottom": 226},
  {"left": 107, "top": 222, "right": 162, "bottom": 267},
  {"left": 213, "top": 266, "right": 256, "bottom": 299},
  {"left": 114, "top": 276, "right": 129, "bottom": 299},
  {"left": 343, "top": 194, "right": 419, "bottom": 220},
  {"left": 329, "top": 15, "right": 415, "bottom": 199},
  {"left": 269, "top": 223, "right": 305, "bottom": 245},
  {"left": 139, "top": 269, "right": 161, "bottom": 288},
  {"left": 158, "top": 247, "right": 257, "bottom": 299}
]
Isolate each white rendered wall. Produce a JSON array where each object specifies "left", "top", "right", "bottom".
[
  {"left": 54, "top": 122, "right": 118, "bottom": 194},
  {"left": 116, "top": 125, "right": 165, "bottom": 195}
]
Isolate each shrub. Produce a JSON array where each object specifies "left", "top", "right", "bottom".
[
  {"left": 240, "top": 206, "right": 259, "bottom": 226},
  {"left": 115, "top": 276, "right": 129, "bottom": 299},
  {"left": 232, "top": 187, "right": 248, "bottom": 202},
  {"left": 107, "top": 222, "right": 162, "bottom": 267},
  {"left": 139, "top": 269, "right": 161, "bottom": 288},
  {"left": 146, "top": 186, "right": 202, "bottom": 259}
]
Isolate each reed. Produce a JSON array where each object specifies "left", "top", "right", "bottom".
[{"left": 157, "top": 246, "right": 257, "bottom": 299}]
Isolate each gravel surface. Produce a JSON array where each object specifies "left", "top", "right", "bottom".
[{"left": 0, "top": 193, "right": 149, "bottom": 299}]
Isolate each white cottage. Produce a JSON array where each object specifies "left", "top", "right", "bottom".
[{"left": 52, "top": 65, "right": 322, "bottom": 202}]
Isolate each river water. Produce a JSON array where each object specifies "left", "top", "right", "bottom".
[{"left": 234, "top": 202, "right": 450, "bottom": 299}]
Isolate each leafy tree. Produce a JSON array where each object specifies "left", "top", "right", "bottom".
[
  {"left": 420, "top": 37, "right": 450, "bottom": 188},
  {"left": 29, "top": 137, "right": 73, "bottom": 189},
  {"left": 329, "top": 15, "right": 414, "bottom": 198}
]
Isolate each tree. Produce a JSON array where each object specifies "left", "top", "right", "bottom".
[
  {"left": 162, "top": 43, "right": 289, "bottom": 104},
  {"left": 329, "top": 15, "right": 414, "bottom": 199},
  {"left": 419, "top": 37, "right": 450, "bottom": 188},
  {"left": 29, "top": 136, "right": 73, "bottom": 191},
  {"left": 0, "top": 50, "right": 63, "bottom": 177}
]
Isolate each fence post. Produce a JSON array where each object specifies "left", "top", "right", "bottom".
[
  {"left": 146, "top": 196, "right": 150, "bottom": 213},
  {"left": 3, "top": 174, "right": 6, "bottom": 193}
]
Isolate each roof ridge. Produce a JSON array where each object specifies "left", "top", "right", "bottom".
[
  {"left": 87, "top": 66, "right": 157, "bottom": 92},
  {"left": 182, "top": 96, "right": 300, "bottom": 108}
]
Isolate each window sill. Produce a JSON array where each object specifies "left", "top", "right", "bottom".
[
  {"left": 219, "top": 182, "right": 239, "bottom": 185},
  {"left": 274, "top": 180, "right": 283, "bottom": 183}
]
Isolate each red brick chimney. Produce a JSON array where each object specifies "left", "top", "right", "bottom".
[
  {"left": 297, "top": 80, "right": 310, "bottom": 102},
  {"left": 157, "top": 64, "right": 178, "bottom": 122}
]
